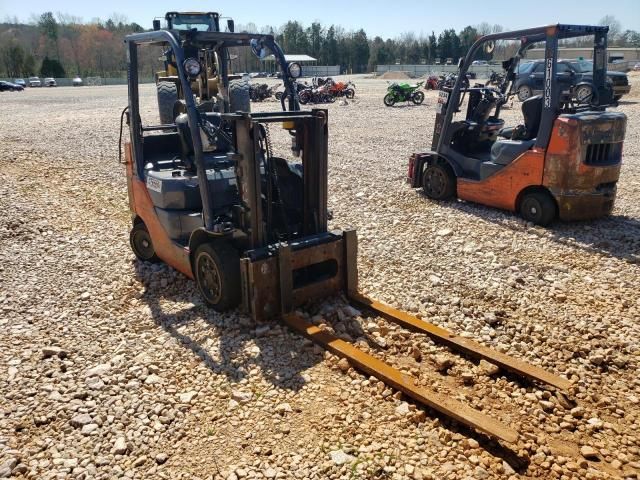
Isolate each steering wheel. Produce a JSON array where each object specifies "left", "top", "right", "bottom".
[
  {"left": 574, "top": 83, "right": 598, "bottom": 106},
  {"left": 199, "top": 112, "right": 233, "bottom": 146}
]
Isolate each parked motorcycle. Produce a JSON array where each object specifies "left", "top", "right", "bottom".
[
  {"left": 437, "top": 73, "right": 455, "bottom": 90},
  {"left": 487, "top": 70, "right": 505, "bottom": 86},
  {"left": 274, "top": 81, "right": 308, "bottom": 101},
  {"left": 249, "top": 83, "right": 277, "bottom": 102},
  {"left": 383, "top": 81, "right": 425, "bottom": 106},
  {"left": 299, "top": 83, "right": 335, "bottom": 104},
  {"left": 328, "top": 80, "right": 356, "bottom": 99},
  {"left": 424, "top": 75, "right": 439, "bottom": 90},
  {"left": 437, "top": 73, "right": 470, "bottom": 90},
  {"left": 314, "top": 76, "right": 334, "bottom": 87}
]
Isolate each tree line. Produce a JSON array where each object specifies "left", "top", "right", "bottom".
[
  {"left": 0, "top": 13, "right": 144, "bottom": 78},
  {"left": 1, "top": 12, "right": 638, "bottom": 79}
]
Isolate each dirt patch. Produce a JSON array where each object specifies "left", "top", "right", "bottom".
[{"left": 380, "top": 70, "right": 413, "bottom": 80}]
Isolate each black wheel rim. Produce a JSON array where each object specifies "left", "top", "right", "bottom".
[
  {"left": 522, "top": 198, "right": 542, "bottom": 222},
  {"left": 132, "top": 230, "right": 155, "bottom": 261},
  {"left": 198, "top": 253, "right": 222, "bottom": 304},
  {"left": 425, "top": 169, "right": 447, "bottom": 197}
]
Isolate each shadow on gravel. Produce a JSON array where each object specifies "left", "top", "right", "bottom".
[
  {"left": 421, "top": 197, "right": 640, "bottom": 264},
  {"left": 384, "top": 104, "right": 430, "bottom": 109},
  {"left": 544, "top": 215, "right": 640, "bottom": 264},
  {"left": 134, "top": 263, "right": 323, "bottom": 392},
  {"left": 135, "top": 263, "right": 534, "bottom": 467}
]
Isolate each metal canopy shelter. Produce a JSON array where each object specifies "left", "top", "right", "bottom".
[{"left": 262, "top": 54, "right": 318, "bottom": 73}]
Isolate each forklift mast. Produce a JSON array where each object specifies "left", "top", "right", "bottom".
[
  {"left": 125, "top": 30, "right": 300, "bottom": 232},
  {"left": 232, "top": 111, "right": 328, "bottom": 249}
]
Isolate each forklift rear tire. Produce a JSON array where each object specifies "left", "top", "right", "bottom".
[
  {"left": 157, "top": 81, "right": 179, "bottom": 125},
  {"left": 422, "top": 164, "right": 456, "bottom": 200},
  {"left": 519, "top": 191, "right": 556, "bottom": 226},
  {"left": 130, "top": 223, "right": 160, "bottom": 263},
  {"left": 194, "top": 242, "right": 241, "bottom": 311}
]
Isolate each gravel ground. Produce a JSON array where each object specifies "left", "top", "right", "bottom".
[{"left": 1, "top": 74, "right": 639, "bottom": 480}]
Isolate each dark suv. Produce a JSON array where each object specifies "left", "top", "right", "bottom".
[{"left": 515, "top": 59, "right": 630, "bottom": 102}]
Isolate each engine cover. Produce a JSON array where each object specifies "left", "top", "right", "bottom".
[{"left": 145, "top": 167, "right": 238, "bottom": 212}]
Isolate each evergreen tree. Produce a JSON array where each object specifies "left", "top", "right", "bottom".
[
  {"left": 38, "top": 12, "right": 61, "bottom": 60},
  {"left": 351, "top": 29, "right": 369, "bottom": 73},
  {"left": 40, "top": 55, "right": 66, "bottom": 77}
]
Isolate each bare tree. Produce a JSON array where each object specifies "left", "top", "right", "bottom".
[{"left": 599, "top": 15, "right": 622, "bottom": 42}]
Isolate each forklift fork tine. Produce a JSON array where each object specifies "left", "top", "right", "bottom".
[
  {"left": 282, "top": 312, "right": 519, "bottom": 443},
  {"left": 349, "top": 292, "right": 571, "bottom": 392}
]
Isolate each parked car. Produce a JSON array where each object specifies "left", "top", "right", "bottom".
[
  {"left": 14, "top": 78, "right": 26, "bottom": 87},
  {"left": 28, "top": 76, "right": 42, "bottom": 87},
  {"left": 44, "top": 77, "right": 57, "bottom": 87},
  {"left": 72, "top": 76, "right": 83, "bottom": 86},
  {"left": 0, "top": 81, "right": 24, "bottom": 92},
  {"left": 514, "top": 59, "right": 630, "bottom": 102},
  {"left": 471, "top": 60, "right": 488, "bottom": 66},
  {"left": 634, "top": 63, "right": 640, "bottom": 71}
]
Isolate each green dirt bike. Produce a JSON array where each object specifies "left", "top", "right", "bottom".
[{"left": 384, "top": 81, "right": 425, "bottom": 106}]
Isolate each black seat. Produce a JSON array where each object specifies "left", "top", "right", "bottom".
[
  {"left": 499, "top": 95, "right": 543, "bottom": 141},
  {"left": 490, "top": 139, "right": 536, "bottom": 166},
  {"left": 490, "top": 96, "right": 542, "bottom": 166},
  {"left": 175, "top": 114, "right": 195, "bottom": 169}
]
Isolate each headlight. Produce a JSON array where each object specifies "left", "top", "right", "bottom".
[
  {"left": 287, "top": 62, "right": 302, "bottom": 79},
  {"left": 183, "top": 58, "right": 201, "bottom": 77}
]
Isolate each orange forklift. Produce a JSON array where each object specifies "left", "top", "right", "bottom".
[
  {"left": 121, "top": 20, "right": 573, "bottom": 443},
  {"left": 408, "top": 25, "right": 627, "bottom": 225}
]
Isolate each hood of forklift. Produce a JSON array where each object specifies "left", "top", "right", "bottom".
[{"left": 558, "top": 110, "right": 627, "bottom": 145}]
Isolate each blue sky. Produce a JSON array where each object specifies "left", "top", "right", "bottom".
[{"left": 1, "top": 0, "right": 638, "bottom": 37}]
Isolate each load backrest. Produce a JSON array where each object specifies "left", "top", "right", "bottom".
[{"left": 521, "top": 95, "right": 543, "bottom": 141}]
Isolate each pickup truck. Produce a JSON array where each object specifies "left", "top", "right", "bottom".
[{"left": 515, "top": 59, "right": 630, "bottom": 102}]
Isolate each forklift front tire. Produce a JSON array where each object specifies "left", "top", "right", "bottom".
[
  {"left": 422, "top": 164, "right": 456, "bottom": 200},
  {"left": 519, "top": 191, "right": 556, "bottom": 226},
  {"left": 130, "top": 223, "right": 160, "bottom": 263},
  {"left": 194, "top": 242, "right": 241, "bottom": 311}
]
